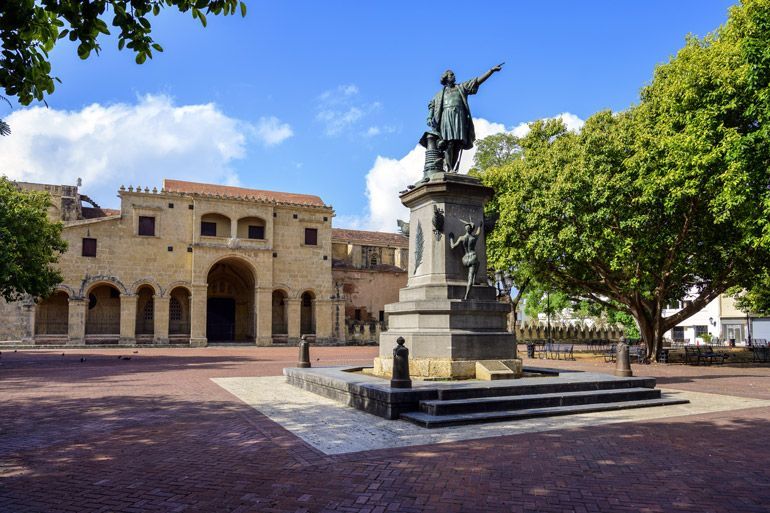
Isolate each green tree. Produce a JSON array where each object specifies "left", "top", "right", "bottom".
[
  {"left": 470, "top": 132, "right": 521, "bottom": 176},
  {"left": 481, "top": 0, "right": 770, "bottom": 360},
  {"left": 522, "top": 285, "right": 570, "bottom": 322},
  {"left": 0, "top": 0, "right": 247, "bottom": 133},
  {"left": 731, "top": 273, "right": 770, "bottom": 316},
  {"left": 0, "top": 178, "right": 67, "bottom": 301}
]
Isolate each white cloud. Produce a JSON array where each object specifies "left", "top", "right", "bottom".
[
  {"left": 0, "top": 94, "right": 258, "bottom": 207},
  {"left": 509, "top": 112, "right": 585, "bottom": 138},
  {"left": 254, "top": 116, "right": 293, "bottom": 146},
  {"left": 317, "top": 106, "right": 364, "bottom": 136},
  {"left": 337, "top": 113, "right": 584, "bottom": 232},
  {"left": 316, "top": 84, "right": 380, "bottom": 136},
  {"left": 365, "top": 125, "right": 397, "bottom": 138}
]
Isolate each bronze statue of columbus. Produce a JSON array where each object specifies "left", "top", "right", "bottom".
[{"left": 420, "top": 64, "right": 503, "bottom": 177}]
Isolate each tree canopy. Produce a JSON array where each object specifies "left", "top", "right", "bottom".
[
  {"left": 0, "top": 178, "right": 67, "bottom": 302},
  {"left": 480, "top": 0, "right": 770, "bottom": 359},
  {"left": 0, "top": 0, "right": 247, "bottom": 133}
]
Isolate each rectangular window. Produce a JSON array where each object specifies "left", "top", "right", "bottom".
[
  {"left": 248, "top": 225, "right": 264, "bottom": 240},
  {"left": 672, "top": 326, "right": 685, "bottom": 340},
  {"left": 201, "top": 221, "right": 217, "bottom": 237},
  {"left": 304, "top": 228, "right": 318, "bottom": 246},
  {"left": 354, "top": 309, "right": 361, "bottom": 321},
  {"left": 379, "top": 310, "right": 385, "bottom": 322},
  {"left": 694, "top": 325, "right": 708, "bottom": 337},
  {"left": 138, "top": 216, "right": 155, "bottom": 236},
  {"left": 82, "top": 238, "right": 97, "bottom": 257}
]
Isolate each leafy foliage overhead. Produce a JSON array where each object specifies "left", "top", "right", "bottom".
[{"left": 0, "top": 1, "right": 247, "bottom": 106}]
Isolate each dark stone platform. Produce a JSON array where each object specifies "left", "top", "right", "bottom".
[{"left": 284, "top": 366, "right": 687, "bottom": 425}]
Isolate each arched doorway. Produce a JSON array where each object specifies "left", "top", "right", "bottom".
[
  {"left": 135, "top": 285, "right": 155, "bottom": 339},
  {"left": 272, "top": 290, "right": 288, "bottom": 338},
  {"left": 168, "top": 287, "right": 191, "bottom": 343},
  {"left": 35, "top": 290, "right": 69, "bottom": 338},
  {"left": 300, "top": 291, "right": 316, "bottom": 335},
  {"left": 206, "top": 258, "right": 255, "bottom": 342},
  {"left": 85, "top": 284, "right": 121, "bottom": 341}
]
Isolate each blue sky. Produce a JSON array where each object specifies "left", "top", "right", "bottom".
[{"left": 0, "top": 0, "right": 737, "bottom": 230}]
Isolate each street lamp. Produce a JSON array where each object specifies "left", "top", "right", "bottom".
[{"left": 546, "top": 290, "right": 552, "bottom": 344}]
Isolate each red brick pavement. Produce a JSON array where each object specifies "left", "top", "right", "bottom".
[{"left": 1, "top": 347, "right": 769, "bottom": 513}]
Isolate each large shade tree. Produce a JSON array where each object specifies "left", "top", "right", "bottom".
[{"left": 481, "top": 0, "right": 770, "bottom": 360}]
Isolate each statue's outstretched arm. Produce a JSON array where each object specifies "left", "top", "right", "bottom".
[{"left": 477, "top": 63, "right": 504, "bottom": 86}]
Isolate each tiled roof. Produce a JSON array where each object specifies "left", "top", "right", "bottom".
[
  {"left": 332, "top": 228, "right": 409, "bottom": 248},
  {"left": 81, "top": 207, "right": 121, "bottom": 219},
  {"left": 163, "top": 179, "right": 326, "bottom": 207}
]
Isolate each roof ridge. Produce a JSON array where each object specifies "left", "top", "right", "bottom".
[{"left": 162, "top": 179, "right": 327, "bottom": 208}]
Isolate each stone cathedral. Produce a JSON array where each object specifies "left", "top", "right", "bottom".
[{"left": 1, "top": 179, "right": 408, "bottom": 346}]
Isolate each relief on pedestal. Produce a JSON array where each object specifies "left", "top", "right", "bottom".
[
  {"left": 448, "top": 219, "right": 481, "bottom": 301},
  {"left": 413, "top": 221, "right": 424, "bottom": 275}
]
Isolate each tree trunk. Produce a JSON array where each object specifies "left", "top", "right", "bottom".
[{"left": 633, "top": 307, "right": 665, "bottom": 362}]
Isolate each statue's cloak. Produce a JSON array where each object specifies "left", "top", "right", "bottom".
[{"left": 419, "top": 77, "right": 480, "bottom": 150}]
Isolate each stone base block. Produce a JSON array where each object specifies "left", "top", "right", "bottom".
[
  {"left": 475, "top": 359, "right": 523, "bottom": 380},
  {"left": 189, "top": 337, "right": 207, "bottom": 347},
  {"left": 374, "top": 357, "right": 520, "bottom": 380}
]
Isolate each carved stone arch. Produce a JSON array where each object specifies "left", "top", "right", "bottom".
[
  {"left": 130, "top": 278, "right": 163, "bottom": 297},
  {"left": 166, "top": 281, "right": 192, "bottom": 295},
  {"left": 199, "top": 212, "right": 233, "bottom": 238},
  {"left": 299, "top": 288, "right": 318, "bottom": 298},
  {"left": 206, "top": 254, "right": 259, "bottom": 287},
  {"left": 80, "top": 275, "right": 129, "bottom": 297},
  {"left": 299, "top": 289, "right": 316, "bottom": 335},
  {"left": 272, "top": 283, "right": 293, "bottom": 297},
  {"left": 51, "top": 284, "right": 76, "bottom": 299}
]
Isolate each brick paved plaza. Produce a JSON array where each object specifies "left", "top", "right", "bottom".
[{"left": 2, "top": 347, "right": 769, "bottom": 513}]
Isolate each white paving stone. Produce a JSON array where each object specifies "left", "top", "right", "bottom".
[{"left": 212, "top": 376, "right": 770, "bottom": 455}]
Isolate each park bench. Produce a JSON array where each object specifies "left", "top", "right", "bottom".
[
  {"left": 529, "top": 340, "right": 547, "bottom": 359},
  {"left": 604, "top": 344, "right": 647, "bottom": 364},
  {"left": 545, "top": 342, "right": 574, "bottom": 360},
  {"left": 684, "top": 345, "right": 729, "bottom": 365}
]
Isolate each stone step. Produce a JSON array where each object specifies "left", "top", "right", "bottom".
[
  {"left": 401, "top": 397, "right": 690, "bottom": 428},
  {"left": 436, "top": 376, "right": 657, "bottom": 401},
  {"left": 421, "top": 387, "right": 660, "bottom": 415}
]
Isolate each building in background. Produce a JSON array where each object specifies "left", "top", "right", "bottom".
[
  {"left": 1, "top": 179, "right": 346, "bottom": 346},
  {"left": 331, "top": 229, "right": 408, "bottom": 343}
]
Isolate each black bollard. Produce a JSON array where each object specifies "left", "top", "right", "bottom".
[
  {"left": 614, "top": 339, "right": 632, "bottom": 377},
  {"left": 390, "top": 337, "right": 412, "bottom": 389},
  {"left": 297, "top": 335, "right": 311, "bottom": 368}
]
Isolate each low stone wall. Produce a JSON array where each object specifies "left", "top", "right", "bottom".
[{"left": 516, "top": 321, "right": 624, "bottom": 342}]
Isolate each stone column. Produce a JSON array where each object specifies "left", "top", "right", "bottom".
[
  {"left": 287, "top": 298, "right": 301, "bottom": 340},
  {"left": 119, "top": 294, "right": 137, "bottom": 345},
  {"left": 154, "top": 296, "right": 170, "bottom": 344},
  {"left": 333, "top": 298, "right": 346, "bottom": 342},
  {"left": 315, "top": 299, "right": 333, "bottom": 339},
  {"left": 68, "top": 297, "right": 87, "bottom": 345},
  {"left": 21, "top": 296, "right": 36, "bottom": 344},
  {"left": 190, "top": 284, "right": 208, "bottom": 347},
  {"left": 256, "top": 287, "right": 273, "bottom": 346}
]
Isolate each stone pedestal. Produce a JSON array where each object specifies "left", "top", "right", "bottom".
[{"left": 376, "top": 173, "right": 519, "bottom": 379}]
